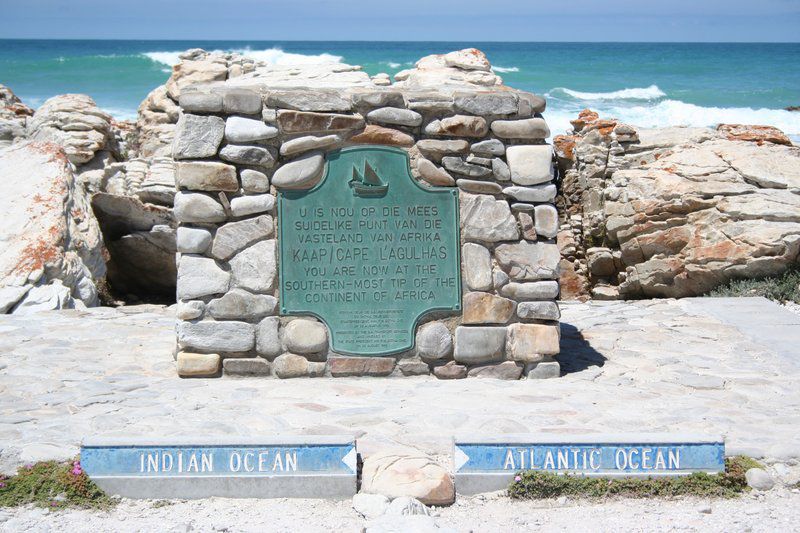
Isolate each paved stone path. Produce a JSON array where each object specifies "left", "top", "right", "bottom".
[{"left": 1, "top": 296, "right": 798, "bottom": 476}]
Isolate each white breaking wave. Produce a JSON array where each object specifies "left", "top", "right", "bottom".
[
  {"left": 142, "top": 48, "right": 342, "bottom": 67},
  {"left": 101, "top": 106, "right": 138, "bottom": 121},
  {"left": 493, "top": 66, "right": 519, "bottom": 73},
  {"left": 383, "top": 61, "right": 402, "bottom": 69},
  {"left": 552, "top": 84, "right": 667, "bottom": 101}
]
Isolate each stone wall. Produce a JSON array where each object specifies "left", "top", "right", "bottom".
[{"left": 172, "top": 50, "right": 561, "bottom": 379}]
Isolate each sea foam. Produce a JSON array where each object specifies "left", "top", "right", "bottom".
[
  {"left": 493, "top": 66, "right": 520, "bottom": 73},
  {"left": 142, "top": 48, "right": 342, "bottom": 67},
  {"left": 552, "top": 85, "right": 667, "bottom": 101}
]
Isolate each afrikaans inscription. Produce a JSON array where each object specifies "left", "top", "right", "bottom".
[{"left": 278, "top": 146, "right": 461, "bottom": 356}]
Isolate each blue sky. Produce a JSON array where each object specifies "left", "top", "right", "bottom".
[{"left": 2, "top": 0, "right": 799, "bottom": 41}]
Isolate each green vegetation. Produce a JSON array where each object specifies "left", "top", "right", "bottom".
[
  {"left": 0, "top": 459, "right": 114, "bottom": 510},
  {"left": 508, "top": 456, "right": 758, "bottom": 500},
  {"left": 707, "top": 268, "right": 800, "bottom": 304}
]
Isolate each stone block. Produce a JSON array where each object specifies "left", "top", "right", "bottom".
[
  {"left": 222, "top": 90, "right": 262, "bottom": 115},
  {"left": 177, "top": 320, "right": 255, "bottom": 353},
  {"left": 271, "top": 151, "right": 325, "bottom": 190},
  {"left": 230, "top": 240, "right": 277, "bottom": 293},
  {"left": 467, "top": 361, "right": 523, "bottom": 380},
  {"left": 266, "top": 90, "right": 352, "bottom": 112},
  {"left": 256, "top": 316, "right": 281, "bottom": 357},
  {"left": 207, "top": 289, "right": 277, "bottom": 320},
  {"left": 492, "top": 158, "right": 511, "bottom": 181},
  {"left": 280, "top": 134, "right": 340, "bottom": 157},
  {"left": 456, "top": 178, "right": 501, "bottom": 195},
  {"left": 490, "top": 117, "right": 550, "bottom": 139},
  {"left": 416, "top": 158, "right": 455, "bottom": 186},
  {"left": 506, "top": 323, "right": 560, "bottom": 362},
  {"left": 454, "top": 91, "right": 518, "bottom": 116},
  {"left": 470, "top": 139, "right": 505, "bottom": 156},
  {"left": 177, "top": 255, "right": 230, "bottom": 300},
  {"left": 172, "top": 114, "right": 224, "bottom": 159},
  {"left": 176, "top": 300, "right": 205, "bottom": 320},
  {"left": 518, "top": 211, "right": 537, "bottom": 241},
  {"left": 442, "top": 157, "right": 492, "bottom": 179},
  {"left": 534, "top": 204, "right": 559, "bottom": 239},
  {"left": 353, "top": 493, "right": 390, "bottom": 519},
  {"left": 415, "top": 321, "right": 453, "bottom": 360},
  {"left": 361, "top": 450, "right": 454, "bottom": 505},
  {"left": 462, "top": 292, "right": 516, "bottom": 324},
  {"left": 211, "top": 215, "right": 274, "bottom": 260},
  {"left": 433, "top": 361, "right": 468, "bottom": 379},
  {"left": 174, "top": 192, "right": 226, "bottom": 224},
  {"left": 453, "top": 326, "right": 506, "bottom": 364},
  {"left": 495, "top": 241, "right": 560, "bottom": 281},
  {"left": 273, "top": 353, "right": 309, "bottom": 378},
  {"left": 525, "top": 360, "right": 561, "bottom": 379},
  {"left": 223, "top": 357, "right": 271, "bottom": 376},
  {"left": 460, "top": 193, "right": 519, "bottom": 243},
  {"left": 219, "top": 144, "right": 276, "bottom": 168},
  {"left": 366, "top": 107, "right": 423, "bottom": 127},
  {"left": 398, "top": 360, "right": 430, "bottom": 376},
  {"left": 405, "top": 92, "right": 455, "bottom": 114},
  {"left": 503, "top": 184, "right": 557, "bottom": 203},
  {"left": 506, "top": 145, "right": 553, "bottom": 186},
  {"left": 348, "top": 125, "right": 414, "bottom": 147},
  {"left": 500, "top": 281, "right": 560, "bottom": 300},
  {"left": 329, "top": 357, "right": 395, "bottom": 377},
  {"left": 462, "top": 243, "right": 492, "bottom": 291},
  {"left": 241, "top": 169, "right": 269, "bottom": 193},
  {"left": 224, "top": 116, "right": 278, "bottom": 143},
  {"left": 284, "top": 318, "right": 328, "bottom": 354},
  {"left": 230, "top": 194, "right": 276, "bottom": 218},
  {"left": 176, "top": 161, "right": 238, "bottom": 192},
  {"left": 176, "top": 226, "right": 213, "bottom": 254},
  {"left": 350, "top": 89, "right": 405, "bottom": 110},
  {"left": 179, "top": 92, "right": 223, "bottom": 113},
  {"left": 177, "top": 352, "right": 220, "bottom": 377},
  {"left": 277, "top": 110, "right": 365, "bottom": 134},
  {"left": 517, "top": 301, "right": 561, "bottom": 321},
  {"left": 424, "top": 115, "right": 488, "bottom": 137},
  {"left": 416, "top": 139, "right": 469, "bottom": 161}
]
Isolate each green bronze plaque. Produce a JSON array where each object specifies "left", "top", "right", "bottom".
[{"left": 278, "top": 146, "right": 461, "bottom": 356}]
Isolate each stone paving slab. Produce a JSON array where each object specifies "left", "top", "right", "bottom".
[{"left": 0, "top": 298, "right": 799, "bottom": 476}]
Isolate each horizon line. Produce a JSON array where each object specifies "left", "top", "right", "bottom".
[{"left": 1, "top": 38, "right": 799, "bottom": 44}]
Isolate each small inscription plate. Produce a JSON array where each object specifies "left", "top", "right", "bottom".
[
  {"left": 278, "top": 146, "right": 461, "bottom": 356},
  {"left": 454, "top": 434, "right": 725, "bottom": 494},
  {"left": 81, "top": 436, "right": 357, "bottom": 499}
]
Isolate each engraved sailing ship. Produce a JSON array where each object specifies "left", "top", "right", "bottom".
[{"left": 349, "top": 161, "right": 388, "bottom": 197}]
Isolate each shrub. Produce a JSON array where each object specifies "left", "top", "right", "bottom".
[
  {"left": 0, "top": 458, "right": 113, "bottom": 509},
  {"left": 707, "top": 268, "right": 800, "bottom": 304}
]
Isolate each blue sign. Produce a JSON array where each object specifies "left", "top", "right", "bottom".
[{"left": 454, "top": 434, "right": 725, "bottom": 477}]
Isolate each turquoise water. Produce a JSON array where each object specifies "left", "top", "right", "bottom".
[{"left": 1, "top": 40, "right": 799, "bottom": 137}]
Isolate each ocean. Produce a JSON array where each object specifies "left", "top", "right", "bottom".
[{"left": 1, "top": 40, "right": 799, "bottom": 139}]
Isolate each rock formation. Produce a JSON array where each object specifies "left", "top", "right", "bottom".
[
  {"left": 556, "top": 110, "right": 800, "bottom": 299},
  {"left": 0, "top": 84, "right": 34, "bottom": 149}
]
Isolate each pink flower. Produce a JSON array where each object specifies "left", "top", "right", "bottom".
[
  {"left": 0, "top": 482, "right": 6, "bottom": 488},
  {"left": 71, "top": 466, "right": 82, "bottom": 476},
  {"left": 514, "top": 475, "right": 522, "bottom": 482},
  {"left": 25, "top": 464, "right": 33, "bottom": 470}
]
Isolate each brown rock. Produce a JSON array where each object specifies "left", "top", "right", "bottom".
[
  {"left": 177, "top": 352, "right": 220, "bottom": 377},
  {"left": 518, "top": 212, "right": 537, "bottom": 241},
  {"left": 398, "top": 360, "right": 430, "bottom": 376},
  {"left": 415, "top": 139, "right": 470, "bottom": 160},
  {"left": 467, "top": 361, "right": 524, "bottom": 380},
  {"left": 277, "top": 110, "right": 365, "bottom": 134},
  {"left": 348, "top": 124, "right": 414, "bottom": 147},
  {"left": 717, "top": 124, "right": 792, "bottom": 146},
  {"left": 433, "top": 361, "right": 468, "bottom": 379},
  {"left": 361, "top": 450, "right": 455, "bottom": 506},
  {"left": 416, "top": 158, "right": 455, "bottom": 186},
  {"left": 506, "top": 323, "right": 561, "bottom": 363},
  {"left": 462, "top": 292, "right": 516, "bottom": 324},
  {"left": 176, "top": 162, "right": 238, "bottom": 192},
  {"left": 329, "top": 357, "right": 396, "bottom": 377},
  {"left": 425, "top": 115, "right": 488, "bottom": 137}
]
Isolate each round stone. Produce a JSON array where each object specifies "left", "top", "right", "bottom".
[
  {"left": 416, "top": 322, "right": 453, "bottom": 360},
  {"left": 284, "top": 318, "right": 328, "bottom": 354}
]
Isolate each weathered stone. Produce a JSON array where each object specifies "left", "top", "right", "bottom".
[
  {"left": 587, "top": 247, "right": 616, "bottom": 277},
  {"left": 453, "top": 326, "right": 506, "bottom": 364},
  {"left": 503, "top": 184, "right": 557, "bottom": 203},
  {"left": 433, "top": 361, "right": 467, "bottom": 379},
  {"left": 179, "top": 91, "right": 223, "bottom": 113},
  {"left": 176, "top": 255, "right": 229, "bottom": 299},
  {"left": 177, "top": 352, "right": 220, "bottom": 377},
  {"left": 471, "top": 139, "right": 505, "bottom": 157},
  {"left": 442, "top": 157, "right": 492, "bottom": 178},
  {"left": 495, "top": 242, "right": 560, "bottom": 280},
  {"left": 416, "top": 322, "right": 453, "bottom": 360},
  {"left": 460, "top": 193, "right": 519, "bottom": 242},
  {"left": 398, "top": 361, "right": 430, "bottom": 376},
  {"left": 466, "top": 155, "right": 492, "bottom": 167},
  {"left": 284, "top": 318, "right": 328, "bottom": 354},
  {"left": 348, "top": 125, "right": 414, "bottom": 147},
  {"left": 462, "top": 243, "right": 493, "bottom": 291},
  {"left": 517, "top": 301, "right": 561, "bottom": 321},
  {"left": 176, "top": 161, "right": 238, "bottom": 192},
  {"left": 211, "top": 215, "right": 273, "bottom": 260},
  {"left": 463, "top": 292, "right": 516, "bottom": 324},
  {"left": 256, "top": 316, "right": 281, "bottom": 357},
  {"left": 330, "top": 357, "right": 395, "bottom": 377},
  {"left": 350, "top": 90, "right": 405, "bottom": 110},
  {"left": 219, "top": 144, "right": 276, "bottom": 168},
  {"left": 240, "top": 169, "right": 270, "bottom": 193},
  {"left": 352, "top": 493, "right": 390, "bottom": 519},
  {"left": 492, "top": 158, "right": 511, "bottom": 181},
  {"left": 467, "top": 361, "right": 523, "bottom": 380},
  {"left": 518, "top": 212, "right": 537, "bottom": 241},
  {"left": 424, "top": 115, "right": 488, "bottom": 138},
  {"left": 361, "top": 450, "right": 455, "bottom": 505},
  {"left": 223, "top": 357, "right": 271, "bottom": 376},
  {"left": 172, "top": 114, "right": 224, "bottom": 159},
  {"left": 416, "top": 158, "right": 455, "bottom": 186},
  {"left": 718, "top": 124, "right": 792, "bottom": 146},
  {"left": 366, "top": 107, "right": 423, "bottom": 127},
  {"left": 277, "top": 110, "right": 364, "bottom": 134},
  {"left": 454, "top": 92, "right": 518, "bottom": 116},
  {"left": 280, "top": 134, "right": 340, "bottom": 156},
  {"left": 176, "top": 300, "right": 205, "bottom": 320},
  {"left": 173, "top": 192, "right": 226, "bottom": 224},
  {"left": 224, "top": 116, "right": 278, "bottom": 143},
  {"left": 207, "top": 288, "right": 277, "bottom": 320},
  {"left": 511, "top": 203, "right": 535, "bottom": 213},
  {"left": 526, "top": 360, "right": 561, "bottom": 379},
  {"left": 176, "top": 226, "right": 212, "bottom": 254},
  {"left": 506, "top": 323, "right": 560, "bottom": 362},
  {"left": 230, "top": 195, "right": 276, "bottom": 218},
  {"left": 506, "top": 145, "right": 553, "bottom": 185},
  {"left": 534, "top": 204, "right": 559, "bottom": 239},
  {"left": 230, "top": 240, "right": 277, "bottom": 293},
  {"left": 273, "top": 353, "right": 309, "bottom": 379},
  {"left": 745, "top": 468, "right": 775, "bottom": 490},
  {"left": 517, "top": 92, "right": 546, "bottom": 114},
  {"left": 271, "top": 151, "right": 325, "bottom": 189},
  {"left": 404, "top": 92, "right": 455, "bottom": 114},
  {"left": 385, "top": 497, "right": 431, "bottom": 517},
  {"left": 266, "top": 90, "right": 352, "bottom": 112},
  {"left": 415, "top": 139, "right": 469, "bottom": 161},
  {"left": 307, "top": 361, "right": 326, "bottom": 377},
  {"left": 491, "top": 117, "right": 549, "bottom": 139},
  {"left": 222, "top": 90, "right": 262, "bottom": 115},
  {"left": 177, "top": 320, "right": 255, "bottom": 353}
]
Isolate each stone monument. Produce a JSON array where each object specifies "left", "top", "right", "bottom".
[{"left": 172, "top": 49, "right": 561, "bottom": 379}]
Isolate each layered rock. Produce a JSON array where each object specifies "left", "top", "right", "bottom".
[
  {"left": 0, "top": 84, "right": 34, "bottom": 148},
  {"left": 556, "top": 110, "right": 800, "bottom": 299}
]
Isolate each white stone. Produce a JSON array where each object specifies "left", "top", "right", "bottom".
[
  {"left": 211, "top": 215, "right": 274, "bottom": 260},
  {"left": 353, "top": 493, "right": 390, "bottom": 519},
  {"left": 367, "top": 107, "right": 423, "bottom": 127},
  {"left": 280, "top": 135, "right": 340, "bottom": 157},
  {"left": 241, "top": 169, "right": 269, "bottom": 193},
  {"left": 534, "top": 204, "right": 559, "bottom": 239},
  {"left": 361, "top": 450, "right": 455, "bottom": 506},
  {"left": 174, "top": 192, "right": 227, "bottom": 224},
  {"left": 172, "top": 114, "right": 224, "bottom": 159},
  {"left": 176, "top": 300, "right": 205, "bottom": 320},
  {"left": 272, "top": 152, "right": 325, "bottom": 190},
  {"left": 495, "top": 242, "right": 560, "bottom": 281},
  {"left": 506, "top": 145, "right": 553, "bottom": 185},
  {"left": 500, "top": 281, "right": 560, "bottom": 300},
  {"left": 462, "top": 243, "right": 492, "bottom": 291},
  {"left": 746, "top": 468, "right": 775, "bottom": 490},
  {"left": 385, "top": 497, "right": 430, "bottom": 517},
  {"left": 12, "top": 281, "right": 74, "bottom": 314},
  {"left": 517, "top": 301, "right": 561, "bottom": 321},
  {"left": 256, "top": 316, "right": 281, "bottom": 357},
  {"left": 460, "top": 193, "right": 519, "bottom": 242},
  {"left": 492, "top": 158, "right": 510, "bottom": 181},
  {"left": 490, "top": 117, "right": 550, "bottom": 139},
  {"left": 284, "top": 319, "right": 328, "bottom": 354},
  {"left": 176, "top": 255, "right": 230, "bottom": 300},
  {"left": 503, "top": 184, "right": 557, "bottom": 203},
  {"left": 177, "top": 320, "right": 255, "bottom": 353},
  {"left": 416, "top": 322, "right": 453, "bottom": 360},
  {"left": 229, "top": 194, "right": 276, "bottom": 217},
  {"left": 219, "top": 144, "right": 276, "bottom": 168},
  {"left": 207, "top": 288, "right": 277, "bottom": 320},
  {"left": 176, "top": 227, "right": 213, "bottom": 254},
  {"left": 453, "top": 326, "right": 506, "bottom": 364},
  {"left": 230, "top": 240, "right": 277, "bottom": 293},
  {"left": 224, "top": 116, "right": 278, "bottom": 143}
]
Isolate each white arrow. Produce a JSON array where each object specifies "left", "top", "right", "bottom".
[
  {"left": 454, "top": 446, "right": 469, "bottom": 472},
  {"left": 342, "top": 447, "right": 357, "bottom": 474}
]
